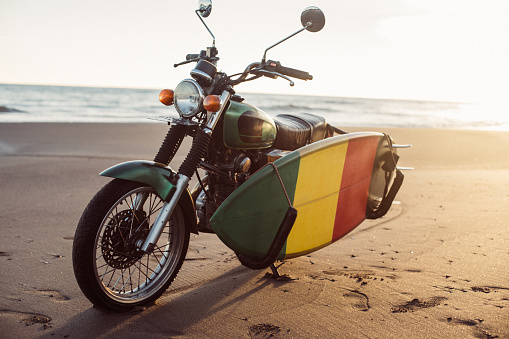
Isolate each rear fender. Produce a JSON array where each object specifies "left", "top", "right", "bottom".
[{"left": 101, "top": 160, "right": 198, "bottom": 234}]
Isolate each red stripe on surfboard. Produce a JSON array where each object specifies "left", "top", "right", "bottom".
[{"left": 332, "top": 137, "right": 379, "bottom": 241}]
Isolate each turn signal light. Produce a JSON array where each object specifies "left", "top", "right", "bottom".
[
  {"left": 159, "top": 89, "right": 174, "bottom": 106},
  {"left": 203, "top": 95, "right": 221, "bottom": 112}
]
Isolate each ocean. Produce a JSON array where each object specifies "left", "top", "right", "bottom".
[{"left": 0, "top": 84, "right": 507, "bottom": 130}]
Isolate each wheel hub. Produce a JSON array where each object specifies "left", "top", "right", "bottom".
[{"left": 101, "top": 210, "right": 149, "bottom": 269}]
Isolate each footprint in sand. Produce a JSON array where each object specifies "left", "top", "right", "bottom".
[
  {"left": 31, "top": 289, "right": 70, "bottom": 301},
  {"left": 0, "top": 310, "right": 52, "bottom": 328},
  {"left": 343, "top": 290, "right": 370, "bottom": 311},
  {"left": 471, "top": 286, "right": 491, "bottom": 293},
  {"left": 391, "top": 296, "right": 447, "bottom": 313},
  {"left": 248, "top": 323, "right": 283, "bottom": 338}
]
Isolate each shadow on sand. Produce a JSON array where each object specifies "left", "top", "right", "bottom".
[{"left": 42, "top": 264, "right": 300, "bottom": 338}]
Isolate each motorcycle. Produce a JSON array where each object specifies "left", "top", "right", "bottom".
[{"left": 72, "top": 1, "right": 409, "bottom": 311}]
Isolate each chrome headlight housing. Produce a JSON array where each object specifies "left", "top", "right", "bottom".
[{"left": 174, "top": 79, "right": 204, "bottom": 117}]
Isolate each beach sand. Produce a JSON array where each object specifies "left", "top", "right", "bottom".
[{"left": 0, "top": 123, "right": 508, "bottom": 338}]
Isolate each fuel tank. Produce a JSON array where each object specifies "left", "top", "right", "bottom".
[{"left": 223, "top": 101, "right": 277, "bottom": 149}]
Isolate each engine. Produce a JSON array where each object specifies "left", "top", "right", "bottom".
[{"left": 196, "top": 148, "right": 252, "bottom": 232}]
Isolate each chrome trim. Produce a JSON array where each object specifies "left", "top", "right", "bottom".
[
  {"left": 396, "top": 166, "right": 414, "bottom": 170},
  {"left": 392, "top": 144, "right": 412, "bottom": 148},
  {"left": 149, "top": 116, "right": 200, "bottom": 126},
  {"left": 133, "top": 192, "right": 148, "bottom": 211},
  {"left": 204, "top": 90, "right": 231, "bottom": 133},
  {"left": 140, "top": 174, "right": 190, "bottom": 253},
  {"left": 190, "top": 68, "right": 213, "bottom": 82}
]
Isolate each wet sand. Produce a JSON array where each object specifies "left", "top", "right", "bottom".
[{"left": 0, "top": 123, "right": 508, "bottom": 338}]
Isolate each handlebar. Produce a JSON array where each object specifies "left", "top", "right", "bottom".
[
  {"left": 226, "top": 60, "right": 313, "bottom": 87},
  {"left": 175, "top": 53, "right": 313, "bottom": 89}
]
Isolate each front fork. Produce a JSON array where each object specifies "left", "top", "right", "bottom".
[
  {"left": 139, "top": 174, "right": 190, "bottom": 252},
  {"left": 139, "top": 90, "right": 231, "bottom": 253}
]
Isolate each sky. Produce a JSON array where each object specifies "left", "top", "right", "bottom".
[{"left": 1, "top": 0, "right": 508, "bottom": 105}]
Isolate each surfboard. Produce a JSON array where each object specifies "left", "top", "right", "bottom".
[{"left": 209, "top": 132, "right": 396, "bottom": 261}]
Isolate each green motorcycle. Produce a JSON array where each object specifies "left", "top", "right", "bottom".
[{"left": 73, "top": 0, "right": 408, "bottom": 312}]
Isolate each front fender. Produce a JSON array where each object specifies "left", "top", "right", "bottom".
[{"left": 101, "top": 160, "right": 198, "bottom": 233}]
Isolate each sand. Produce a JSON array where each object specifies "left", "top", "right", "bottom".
[{"left": 0, "top": 123, "right": 508, "bottom": 338}]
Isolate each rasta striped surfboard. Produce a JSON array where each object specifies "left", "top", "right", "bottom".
[{"left": 209, "top": 132, "right": 395, "bottom": 261}]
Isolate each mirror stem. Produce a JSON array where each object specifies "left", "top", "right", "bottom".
[
  {"left": 262, "top": 24, "right": 310, "bottom": 64},
  {"left": 195, "top": 10, "right": 216, "bottom": 47}
]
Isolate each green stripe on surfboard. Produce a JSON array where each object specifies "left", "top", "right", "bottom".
[{"left": 210, "top": 151, "right": 300, "bottom": 260}]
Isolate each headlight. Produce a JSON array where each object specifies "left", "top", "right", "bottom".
[{"left": 174, "top": 79, "right": 204, "bottom": 117}]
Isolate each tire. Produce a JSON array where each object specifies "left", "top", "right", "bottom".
[{"left": 72, "top": 179, "right": 189, "bottom": 311}]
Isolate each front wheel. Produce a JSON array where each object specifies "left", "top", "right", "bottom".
[{"left": 72, "top": 179, "right": 189, "bottom": 311}]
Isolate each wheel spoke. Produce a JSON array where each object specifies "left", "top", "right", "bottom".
[
  {"left": 105, "top": 267, "right": 116, "bottom": 287},
  {"left": 134, "top": 260, "right": 154, "bottom": 281},
  {"left": 99, "top": 266, "right": 117, "bottom": 280},
  {"left": 149, "top": 194, "right": 163, "bottom": 215},
  {"left": 119, "top": 265, "right": 138, "bottom": 293},
  {"left": 111, "top": 269, "right": 126, "bottom": 290},
  {"left": 152, "top": 244, "right": 169, "bottom": 262},
  {"left": 127, "top": 194, "right": 137, "bottom": 238},
  {"left": 145, "top": 254, "right": 150, "bottom": 282},
  {"left": 149, "top": 203, "right": 163, "bottom": 217},
  {"left": 96, "top": 262, "right": 108, "bottom": 270}
]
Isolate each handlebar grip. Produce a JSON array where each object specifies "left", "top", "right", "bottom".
[
  {"left": 277, "top": 65, "right": 313, "bottom": 81},
  {"left": 266, "top": 60, "right": 313, "bottom": 80},
  {"left": 186, "top": 54, "right": 200, "bottom": 60}
]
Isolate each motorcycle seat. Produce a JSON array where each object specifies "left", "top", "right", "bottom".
[{"left": 272, "top": 113, "right": 328, "bottom": 150}]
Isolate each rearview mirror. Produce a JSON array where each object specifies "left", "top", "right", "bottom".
[
  {"left": 198, "top": 0, "right": 212, "bottom": 18},
  {"left": 301, "top": 6, "right": 325, "bottom": 32}
]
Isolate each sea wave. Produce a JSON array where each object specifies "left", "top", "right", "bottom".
[{"left": 0, "top": 84, "right": 507, "bottom": 130}]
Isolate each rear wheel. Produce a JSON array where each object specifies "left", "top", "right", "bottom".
[{"left": 72, "top": 179, "right": 189, "bottom": 311}]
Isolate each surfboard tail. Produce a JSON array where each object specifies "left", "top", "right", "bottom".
[{"left": 236, "top": 206, "right": 297, "bottom": 269}]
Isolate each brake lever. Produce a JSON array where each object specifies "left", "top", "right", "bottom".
[
  {"left": 173, "top": 58, "right": 200, "bottom": 68},
  {"left": 253, "top": 70, "right": 295, "bottom": 86}
]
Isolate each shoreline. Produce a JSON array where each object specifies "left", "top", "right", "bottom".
[
  {"left": 0, "top": 123, "right": 508, "bottom": 338},
  {"left": 1, "top": 120, "right": 508, "bottom": 132}
]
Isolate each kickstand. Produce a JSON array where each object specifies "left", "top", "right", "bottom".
[{"left": 269, "top": 262, "right": 284, "bottom": 279}]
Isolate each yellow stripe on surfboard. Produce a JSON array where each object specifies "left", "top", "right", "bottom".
[{"left": 285, "top": 142, "right": 349, "bottom": 258}]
